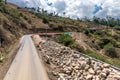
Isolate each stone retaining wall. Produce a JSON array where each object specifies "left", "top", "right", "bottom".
[{"left": 38, "top": 41, "right": 120, "bottom": 80}]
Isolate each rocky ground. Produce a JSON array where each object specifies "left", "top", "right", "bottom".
[{"left": 34, "top": 37, "right": 120, "bottom": 80}]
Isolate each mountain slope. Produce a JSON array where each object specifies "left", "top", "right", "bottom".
[{"left": 0, "top": 2, "right": 48, "bottom": 54}]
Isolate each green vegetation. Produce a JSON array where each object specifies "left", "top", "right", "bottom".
[
  {"left": 59, "top": 33, "right": 74, "bottom": 46},
  {"left": 0, "top": 1, "right": 120, "bottom": 68},
  {"left": 58, "top": 33, "right": 77, "bottom": 48},
  {"left": 85, "top": 50, "right": 120, "bottom": 68},
  {"left": 93, "top": 16, "right": 120, "bottom": 28},
  {"left": 0, "top": 53, "right": 6, "bottom": 63},
  {"left": 84, "top": 28, "right": 91, "bottom": 36},
  {"left": 42, "top": 17, "right": 49, "bottom": 24},
  {"left": 103, "top": 43, "right": 119, "bottom": 58}
]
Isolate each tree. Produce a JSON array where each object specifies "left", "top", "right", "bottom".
[
  {"left": 42, "top": 17, "right": 49, "bottom": 24},
  {"left": 0, "top": 0, "right": 2, "bottom": 2},
  {"left": 0, "top": 0, "right": 7, "bottom": 4},
  {"left": 5, "top": 0, "right": 7, "bottom": 4},
  {"left": 37, "top": 7, "right": 40, "bottom": 13}
]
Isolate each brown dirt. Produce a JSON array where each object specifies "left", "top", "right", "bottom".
[
  {"left": 37, "top": 49, "right": 57, "bottom": 80},
  {"left": 0, "top": 40, "right": 20, "bottom": 80},
  {"left": 72, "top": 32, "right": 93, "bottom": 51}
]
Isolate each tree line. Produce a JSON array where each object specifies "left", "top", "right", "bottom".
[
  {"left": 0, "top": 0, "right": 7, "bottom": 4},
  {"left": 25, "top": 7, "right": 120, "bottom": 29}
]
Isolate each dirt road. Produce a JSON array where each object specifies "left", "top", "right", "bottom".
[{"left": 4, "top": 35, "right": 49, "bottom": 80}]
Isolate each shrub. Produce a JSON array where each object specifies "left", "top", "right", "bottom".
[
  {"left": 49, "top": 23, "right": 54, "bottom": 27},
  {"left": 23, "top": 15, "right": 28, "bottom": 20},
  {"left": 42, "top": 17, "right": 49, "bottom": 24},
  {"left": 84, "top": 28, "right": 90, "bottom": 35},
  {"left": 58, "top": 25, "right": 63, "bottom": 31},
  {"left": 0, "top": 4, "right": 7, "bottom": 13},
  {"left": 84, "top": 28, "right": 93, "bottom": 36},
  {"left": 106, "top": 47, "right": 118, "bottom": 58},
  {"left": 114, "top": 26, "right": 120, "bottom": 30},
  {"left": 19, "top": 12, "right": 23, "bottom": 17},
  {"left": 20, "top": 22, "right": 27, "bottom": 29},
  {"left": 12, "top": 18, "right": 19, "bottom": 25},
  {"left": 104, "top": 45, "right": 119, "bottom": 58},
  {"left": 98, "top": 38, "right": 111, "bottom": 49},
  {"left": 28, "top": 19, "right": 32, "bottom": 24},
  {"left": 59, "top": 33, "right": 75, "bottom": 47}
]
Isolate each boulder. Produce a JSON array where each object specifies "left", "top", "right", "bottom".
[
  {"left": 100, "top": 73, "right": 107, "bottom": 78},
  {"left": 103, "top": 63, "right": 110, "bottom": 68},
  {"left": 114, "top": 75, "right": 120, "bottom": 79}
]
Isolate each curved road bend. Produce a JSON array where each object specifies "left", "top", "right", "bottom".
[{"left": 4, "top": 35, "right": 49, "bottom": 80}]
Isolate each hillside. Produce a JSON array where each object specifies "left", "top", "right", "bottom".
[
  {"left": 0, "top": 2, "right": 48, "bottom": 54},
  {"left": 0, "top": 1, "right": 120, "bottom": 69}
]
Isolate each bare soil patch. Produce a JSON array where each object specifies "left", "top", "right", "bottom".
[{"left": 0, "top": 40, "right": 20, "bottom": 80}]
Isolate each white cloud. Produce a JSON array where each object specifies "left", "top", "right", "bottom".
[
  {"left": 54, "top": 0, "right": 66, "bottom": 13},
  {"left": 95, "top": 0, "right": 120, "bottom": 18},
  {"left": 8, "top": 0, "right": 120, "bottom": 19}
]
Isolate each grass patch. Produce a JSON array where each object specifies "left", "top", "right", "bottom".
[
  {"left": 0, "top": 53, "right": 6, "bottom": 63},
  {"left": 84, "top": 50, "right": 120, "bottom": 68}
]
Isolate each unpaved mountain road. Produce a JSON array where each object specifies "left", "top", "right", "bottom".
[{"left": 4, "top": 35, "right": 49, "bottom": 80}]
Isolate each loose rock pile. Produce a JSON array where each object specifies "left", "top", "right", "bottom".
[{"left": 38, "top": 41, "right": 120, "bottom": 80}]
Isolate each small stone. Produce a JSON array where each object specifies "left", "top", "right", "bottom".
[
  {"left": 95, "top": 76, "right": 100, "bottom": 80},
  {"left": 80, "top": 57, "right": 85, "bottom": 60},
  {"left": 114, "top": 75, "right": 120, "bottom": 79},
  {"left": 86, "top": 58, "right": 91, "bottom": 65},
  {"left": 89, "top": 68, "right": 95, "bottom": 75},
  {"left": 66, "top": 70, "right": 71, "bottom": 74},
  {"left": 52, "top": 71, "right": 58, "bottom": 76},
  {"left": 96, "top": 70, "right": 101, "bottom": 75},
  {"left": 85, "top": 65, "right": 90, "bottom": 71},
  {"left": 72, "top": 63, "right": 76, "bottom": 67},
  {"left": 72, "top": 53, "right": 80, "bottom": 58},
  {"left": 66, "top": 59, "right": 71, "bottom": 66},
  {"left": 74, "top": 77, "right": 78, "bottom": 80},
  {"left": 74, "top": 65, "right": 80, "bottom": 70},
  {"left": 82, "top": 71, "right": 87, "bottom": 76},
  {"left": 94, "top": 66, "right": 102, "bottom": 72},
  {"left": 77, "top": 72, "right": 81, "bottom": 77},
  {"left": 81, "top": 62, "right": 86, "bottom": 69},
  {"left": 103, "top": 63, "right": 110, "bottom": 68},
  {"left": 102, "top": 68, "right": 110, "bottom": 75},
  {"left": 86, "top": 74, "right": 93, "bottom": 80},
  {"left": 90, "top": 61, "right": 96, "bottom": 69},
  {"left": 59, "top": 73, "right": 65, "bottom": 78},
  {"left": 100, "top": 73, "right": 107, "bottom": 78},
  {"left": 67, "top": 67, "right": 72, "bottom": 71}
]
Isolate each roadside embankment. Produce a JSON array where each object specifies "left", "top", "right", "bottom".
[{"left": 32, "top": 35, "right": 120, "bottom": 80}]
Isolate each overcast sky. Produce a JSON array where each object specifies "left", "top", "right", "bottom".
[{"left": 8, "top": 0, "right": 120, "bottom": 19}]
